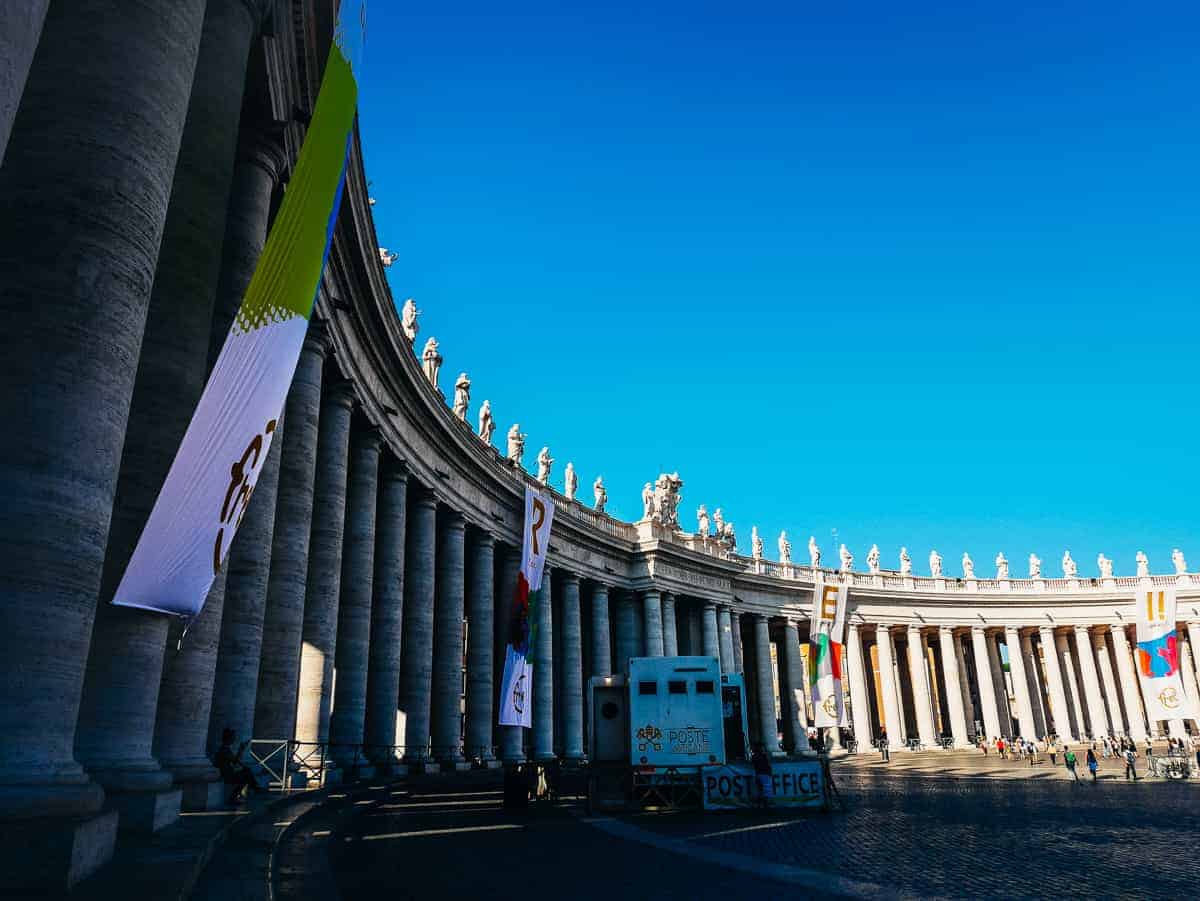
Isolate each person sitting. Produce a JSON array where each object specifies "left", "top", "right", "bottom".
[{"left": 214, "top": 727, "right": 262, "bottom": 805}]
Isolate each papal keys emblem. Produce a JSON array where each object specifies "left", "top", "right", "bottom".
[
  {"left": 511, "top": 674, "right": 526, "bottom": 715},
  {"left": 1158, "top": 686, "right": 1180, "bottom": 709}
]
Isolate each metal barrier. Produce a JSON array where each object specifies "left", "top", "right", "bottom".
[{"left": 246, "top": 741, "right": 504, "bottom": 792}]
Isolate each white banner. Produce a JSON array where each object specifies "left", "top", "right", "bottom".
[
  {"left": 1134, "top": 586, "right": 1198, "bottom": 723},
  {"left": 810, "top": 581, "right": 849, "bottom": 728}
]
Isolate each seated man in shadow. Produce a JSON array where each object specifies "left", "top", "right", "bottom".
[{"left": 214, "top": 727, "right": 264, "bottom": 805}]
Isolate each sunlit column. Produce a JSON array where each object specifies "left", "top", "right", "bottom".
[
  {"left": 1038, "top": 626, "right": 1076, "bottom": 743},
  {"left": 938, "top": 627, "right": 971, "bottom": 747}
]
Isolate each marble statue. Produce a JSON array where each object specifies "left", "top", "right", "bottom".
[
  {"left": 962, "top": 552, "right": 975, "bottom": 579},
  {"left": 649, "top": 472, "right": 684, "bottom": 528},
  {"left": 723, "top": 521, "right": 736, "bottom": 550},
  {"left": 840, "top": 544, "right": 853, "bottom": 572},
  {"left": 1062, "top": 550, "right": 1077, "bottom": 579},
  {"left": 713, "top": 508, "right": 725, "bottom": 538},
  {"left": 1172, "top": 548, "right": 1187, "bottom": 574},
  {"left": 995, "top": 552, "right": 1009, "bottom": 580},
  {"left": 666, "top": 472, "right": 684, "bottom": 527},
  {"left": 506, "top": 423, "right": 525, "bottom": 466},
  {"left": 536, "top": 447, "right": 554, "bottom": 485},
  {"left": 421, "top": 337, "right": 442, "bottom": 389},
  {"left": 929, "top": 549, "right": 943, "bottom": 578},
  {"left": 899, "top": 547, "right": 912, "bottom": 575},
  {"left": 452, "top": 372, "right": 470, "bottom": 420},
  {"left": 564, "top": 462, "right": 578, "bottom": 501},
  {"left": 593, "top": 476, "right": 607, "bottom": 513},
  {"left": 400, "top": 297, "right": 420, "bottom": 342},
  {"left": 379, "top": 247, "right": 398, "bottom": 268},
  {"left": 1097, "top": 553, "right": 1113, "bottom": 579},
  {"left": 697, "top": 505, "right": 710, "bottom": 538},
  {"left": 478, "top": 400, "right": 495, "bottom": 444},
  {"left": 1029, "top": 553, "right": 1042, "bottom": 579},
  {"left": 808, "top": 536, "right": 821, "bottom": 568},
  {"left": 778, "top": 531, "right": 792, "bottom": 565},
  {"left": 866, "top": 544, "right": 880, "bottom": 574},
  {"left": 751, "top": 526, "right": 763, "bottom": 560},
  {"left": 642, "top": 483, "right": 655, "bottom": 520},
  {"left": 1136, "top": 550, "right": 1150, "bottom": 578}
]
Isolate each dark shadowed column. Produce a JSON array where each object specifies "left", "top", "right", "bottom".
[
  {"left": 329, "top": 425, "right": 381, "bottom": 769},
  {"left": 431, "top": 510, "right": 467, "bottom": 768},
  {"left": 496, "top": 545, "right": 525, "bottom": 763},
  {"left": 589, "top": 584, "right": 612, "bottom": 678},
  {"left": 533, "top": 567, "right": 555, "bottom": 760},
  {"left": 717, "top": 606, "right": 735, "bottom": 673},
  {"left": 253, "top": 323, "right": 330, "bottom": 740},
  {"left": 661, "top": 592, "right": 678, "bottom": 657},
  {"left": 754, "top": 616, "right": 783, "bottom": 756},
  {"left": 464, "top": 530, "right": 497, "bottom": 763},
  {"left": 614, "top": 592, "right": 637, "bottom": 673},
  {"left": 363, "top": 457, "right": 407, "bottom": 769},
  {"left": 702, "top": 602, "right": 720, "bottom": 659},
  {"left": 641, "top": 589, "right": 664, "bottom": 657},
  {"left": 400, "top": 487, "right": 438, "bottom": 766},
  {"left": 0, "top": 1, "right": 49, "bottom": 164},
  {"left": 560, "top": 572, "right": 584, "bottom": 759}
]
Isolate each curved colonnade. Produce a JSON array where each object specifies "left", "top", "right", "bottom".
[{"left": 1, "top": 0, "right": 1199, "bottom": 889}]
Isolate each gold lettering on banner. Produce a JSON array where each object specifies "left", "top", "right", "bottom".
[
  {"left": 820, "top": 584, "right": 839, "bottom": 623},
  {"left": 530, "top": 497, "right": 546, "bottom": 556},
  {"left": 1145, "top": 590, "right": 1166, "bottom": 623}
]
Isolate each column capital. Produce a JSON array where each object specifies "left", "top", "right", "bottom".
[
  {"left": 440, "top": 508, "right": 466, "bottom": 531},
  {"left": 411, "top": 484, "right": 439, "bottom": 509},
  {"left": 302, "top": 319, "right": 332, "bottom": 358},
  {"left": 938, "top": 624, "right": 956, "bottom": 635},
  {"left": 906, "top": 623, "right": 922, "bottom": 634},
  {"left": 753, "top": 612, "right": 768, "bottom": 624},
  {"left": 351, "top": 422, "right": 384, "bottom": 450},
  {"left": 323, "top": 377, "right": 358, "bottom": 411},
  {"left": 1072, "top": 623, "right": 1093, "bottom": 635},
  {"left": 971, "top": 624, "right": 988, "bottom": 635},
  {"left": 472, "top": 528, "right": 496, "bottom": 548},
  {"left": 379, "top": 454, "right": 409, "bottom": 483},
  {"left": 702, "top": 600, "right": 717, "bottom": 611},
  {"left": 559, "top": 570, "right": 580, "bottom": 586},
  {"left": 640, "top": 586, "right": 660, "bottom": 597},
  {"left": 1038, "top": 624, "right": 1056, "bottom": 636}
]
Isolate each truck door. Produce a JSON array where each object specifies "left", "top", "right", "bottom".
[{"left": 722, "top": 684, "right": 748, "bottom": 761}]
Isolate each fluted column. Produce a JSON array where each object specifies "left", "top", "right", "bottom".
[
  {"left": 363, "top": 458, "right": 407, "bottom": 766},
  {"left": 328, "top": 426, "right": 381, "bottom": 767},
  {"left": 431, "top": 511, "right": 466, "bottom": 765},
  {"left": 1109, "top": 625, "right": 1147, "bottom": 740},
  {"left": 496, "top": 546, "right": 524, "bottom": 763},
  {"left": 463, "top": 530, "right": 496, "bottom": 762},
  {"left": 399, "top": 488, "right": 438, "bottom": 763},
  {"left": 752, "top": 616, "right": 782, "bottom": 755},
  {"left": 641, "top": 589, "right": 664, "bottom": 657},
  {"left": 561, "top": 573, "right": 584, "bottom": 759},
  {"left": 875, "top": 627, "right": 903, "bottom": 748},
  {"left": 1038, "top": 627, "right": 1076, "bottom": 742},
  {"left": 1093, "top": 631, "right": 1122, "bottom": 737},
  {"left": 0, "top": 2, "right": 49, "bottom": 164},
  {"left": 1003, "top": 627, "right": 1036, "bottom": 740},
  {"left": 532, "top": 567, "right": 555, "bottom": 760},
  {"left": 717, "top": 606, "right": 736, "bottom": 674},
  {"left": 780, "top": 622, "right": 810, "bottom": 754},
  {"left": 1055, "top": 632, "right": 1085, "bottom": 740},
  {"left": 970, "top": 627, "right": 1003, "bottom": 742},
  {"left": 702, "top": 602, "right": 721, "bottom": 660},
  {"left": 589, "top": 584, "right": 612, "bottom": 677},
  {"left": 936, "top": 627, "right": 970, "bottom": 747},
  {"left": 614, "top": 593, "right": 637, "bottom": 673},
  {"left": 661, "top": 592, "right": 678, "bottom": 657},
  {"left": 1073, "top": 626, "right": 1108, "bottom": 739},
  {"left": 253, "top": 325, "right": 329, "bottom": 739},
  {"left": 846, "top": 624, "right": 873, "bottom": 749},
  {"left": 294, "top": 381, "right": 356, "bottom": 748},
  {"left": 1020, "top": 631, "right": 1048, "bottom": 739},
  {"left": 906, "top": 626, "right": 937, "bottom": 747}
]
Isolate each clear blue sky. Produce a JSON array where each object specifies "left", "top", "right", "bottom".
[{"left": 355, "top": 1, "right": 1199, "bottom": 578}]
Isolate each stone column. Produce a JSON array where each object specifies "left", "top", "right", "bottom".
[
  {"left": 1037, "top": 627, "right": 1076, "bottom": 742},
  {"left": 1003, "top": 627, "right": 1036, "bottom": 741},
  {"left": 463, "top": 530, "right": 496, "bottom": 763},
  {"left": 1109, "top": 625, "right": 1147, "bottom": 740},
  {"left": 496, "top": 546, "right": 524, "bottom": 763},
  {"left": 561, "top": 573, "right": 584, "bottom": 759},
  {"left": 1020, "top": 631, "right": 1048, "bottom": 739},
  {"left": 533, "top": 567, "right": 555, "bottom": 760},
  {"left": 641, "top": 589, "right": 664, "bottom": 657},
  {"left": 294, "top": 381, "right": 356, "bottom": 749},
  {"left": 906, "top": 626, "right": 937, "bottom": 747},
  {"left": 875, "top": 627, "right": 904, "bottom": 749},
  {"left": 400, "top": 488, "right": 438, "bottom": 764},
  {"left": 846, "top": 624, "right": 873, "bottom": 750},
  {"left": 614, "top": 593, "right": 637, "bottom": 673},
  {"left": 1093, "top": 631, "right": 1123, "bottom": 737},
  {"left": 431, "top": 510, "right": 467, "bottom": 767},
  {"left": 732, "top": 613, "right": 745, "bottom": 673},
  {"left": 752, "top": 616, "right": 782, "bottom": 755},
  {"left": 953, "top": 634, "right": 976, "bottom": 735},
  {"left": 661, "top": 592, "right": 678, "bottom": 657},
  {"left": 969, "top": 627, "right": 1003, "bottom": 742},
  {"left": 328, "top": 426, "right": 381, "bottom": 769},
  {"left": 363, "top": 458, "right": 407, "bottom": 768},
  {"left": 936, "top": 628, "right": 971, "bottom": 747},
  {"left": 1178, "top": 630, "right": 1200, "bottom": 731},
  {"left": 0, "top": 2, "right": 49, "bottom": 164},
  {"left": 779, "top": 621, "right": 811, "bottom": 754},
  {"left": 589, "top": 584, "right": 612, "bottom": 678},
  {"left": 702, "top": 602, "right": 721, "bottom": 659},
  {"left": 1055, "top": 632, "right": 1085, "bottom": 740},
  {"left": 988, "top": 632, "right": 1014, "bottom": 738},
  {"left": 253, "top": 325, "right": 329, "bottom": 740},
  {"left": 1189, "top": 624, "right": 1200, "bottom": 704},
  {"left": 718, "top": 607, "right": 736, "bottom": 674},
  {"left": 1073, "top": 626, "right": 1108, "bottom": 739}
]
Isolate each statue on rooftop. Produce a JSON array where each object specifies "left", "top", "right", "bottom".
[
  {"left": 421, "top": 337, "right": 442, "bottom": 389},
  {"left": 751, "top": 527, "right": 763, "bottom": 560},
  {"left": 1172, "top": 548, "right": 1187, "bottom": 575},
  {"left": 962, "top": 552, "right": 975, "bottom": 579},
  {"left": 1136, "top": 550, "right": 1150, "bottom": 578},
  {"left": 995, "top": 552, "right": 1009, "bottom": 580},
  {"left": 779, "top": 531, "right": 792, "bottom": 565},
  {"left": 929, "top": 549, "right": 943, "bottom": 578},
  {"left": 536, "top": 447, "right": 554, "bottom": 485},
  {"left": 506, "top": 423, "right": 525, "bottom": 466},
  {"left": 452, "top": 372, "right": 470, "bottom": 420},
  {"left": 1029, "top": 553, "right": 1042, "bottom": 579},
  {"left": 840, "top": 544, "right": 853, "bottom": 572},
  {"left": 564, "top": 462, "right": 578, "bottom": 501},
  {"left": 808, "top": 536, "right": 821, "bottom": 568},
  {"left": 867, "top": 544, "right": 880, "bottom": 574},
  {"left": 1062, "top": 550, "right": 1077, "bottom": 579},
  {"left": 697, "top": 505, "right": 711, "bottom": 538},
  {"left": 593, "top": 476, "right": 607, "bottom": 513},
  {"left": 1097, "top": 553, "right": 1113, "bottom": 579},
  {"left": 899, "top": 547, "right": 912, "bottom": 575},
  {"left": 401, "top": 297, "right": 420, "bottom": 342},
  {"left": 478, "top": 400, "right": 495, "bottom": 444}
]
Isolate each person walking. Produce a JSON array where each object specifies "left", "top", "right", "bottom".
[
  {"left": 751, "top": 743, "right": 773, "bottom": 809},
  {"left": 997, "top": 737, "right": 1006, "bottom": 760},
  {"left": 1086, "top": 748, "right": 1099, "bottom": 782},
  {"left": 1123, "top": 746, "right": 1139, "bottom": 780},
  {"left": 979, "top": 735, "right": 988, "bottom": 756},
  {"left": 1144, "top": 737, "right": 1153, "bottom": 759},
  {"left": 879, "top": 728, "right": 890, "bottom": 763},
  {"left": 1064, "top": 747, "right": 1079, "bottom": 782},
  {"left": 1048, "top": 738, "right": 1058, "bottom": 766}
]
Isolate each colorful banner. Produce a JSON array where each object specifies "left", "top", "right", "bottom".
[
  {"left": 1134, "top": 586, "right": 1198, "bottom": 722},
  {"left": 809, "top": 581, "right": 849, "bottom": 727},
  {"left": 112, "top": 44, "right": 358, "bottom": 617},
  {"left": 498, "top": 486, "right": 555, "bottom": 727},
  {"left": 701, "top": 762, "right": 824, "bottom": 809}
]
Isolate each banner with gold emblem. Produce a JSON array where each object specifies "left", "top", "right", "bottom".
[
  {"left": 808, "top": 581, "right": 849, "bottom": 728},
  {"left": 1134, "top": 586, "right": 1198, "bottom": 722}
]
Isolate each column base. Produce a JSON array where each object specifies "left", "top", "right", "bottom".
[
  {"left": 439, "top": 760, "right": 471, "bottom": 772},
  {"left": 0, "top": 809, "right": 119, "bottom": 892},
  {"left": 180, "top": 780, "right": 226, "bottom": 812},
  {"left": 406, "top": 760, "right": 441, "bottom": 775},
  {"left": 106, "top": 787, "right": 182, "bottom": 833},
  {"left": 478, "top": 759, "right": 504, "bottom": 770}
]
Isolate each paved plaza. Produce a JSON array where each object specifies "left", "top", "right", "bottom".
[{"left": 317, "top": 761, "right": 1199, "bottom": 900}]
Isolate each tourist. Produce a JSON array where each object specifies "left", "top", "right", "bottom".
[
  {"left": 1086, "top": 748, "right": 1099, "bottom": 782},
  {"left": 1123, "top": 746, "right": 1139, "bottom": 780},
  {"left": 979, "top": 735, "right": 988, "bottom": 755},
  {"left": 997, "top": 737, "right": 1006, "bottom": 760},
  {"left": 751, "top": 743, "right": 773, "bottom": 808},
  {"left": 1144, "top": 737, "right": 1153, "bottom": 759},
  {"left": 214, "top": 727, "right": 262, "bottom": 805},
  {"left": 879, "top": 727, "right": 890, "bottom": 762},
  {"left": 1048, "top": 738, "right": 1058, "bottom": 766},
  {"left": 1064, "top": 747, "right": 1079, "bottom": 781},
  {"left": 1030, "top": 740, "right": 1040, "bottom": 765}
]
